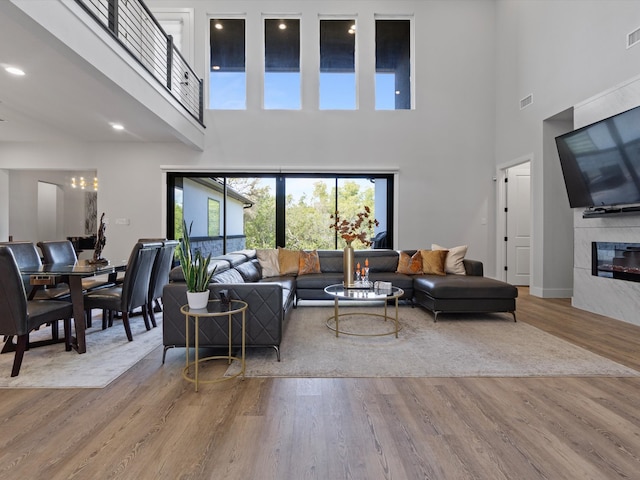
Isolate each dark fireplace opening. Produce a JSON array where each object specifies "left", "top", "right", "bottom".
[{"left": 592, "top": 242, "right": 640, "bottom": 283}]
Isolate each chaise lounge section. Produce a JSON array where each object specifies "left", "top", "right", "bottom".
[{"left": 413, "top": 259, "right": 518, "bottom": 321}]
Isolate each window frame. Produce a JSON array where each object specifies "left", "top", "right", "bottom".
[
  {"left": 166, "top": 172, "right": 394, "bottom": 251},
  {"left": 318, "top": 15, "right": 359, "bottom": 110},
  {"left": 207, "top": 15, "right": 247, "bottom": 110},
  {"left": 207, "top": 197, "right": 221, "bottom": 236},
  {"left": 374, "top": 15, "right": 415, "bottom": 111},
  {"left": 262, "top": 15, "right": 302, "bottom": 110}
]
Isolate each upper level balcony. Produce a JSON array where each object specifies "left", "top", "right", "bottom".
[{"left": 0, "top": 0, "right": 205, "bottom": 150}]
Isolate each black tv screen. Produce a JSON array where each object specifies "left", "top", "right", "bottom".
[{"left": 555, "top": 105, "right": 640, "bottom": 208}]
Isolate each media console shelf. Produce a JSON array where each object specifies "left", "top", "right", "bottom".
[{"left": 582, "top": 205, "right": 640, "bottom": 218}]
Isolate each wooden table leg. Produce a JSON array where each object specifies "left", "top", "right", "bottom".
[{"left": 68, "top": 276, "right": 87, "bottom": 354}]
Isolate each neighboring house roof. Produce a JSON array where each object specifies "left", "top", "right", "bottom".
[{"left": 188, "top": 177, "right": 254, "bottom": 207}]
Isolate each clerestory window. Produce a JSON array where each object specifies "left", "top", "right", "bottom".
[
  {"left": 320, "top": 19, "right": 357, "bottom": 110},
  {"left": 264, "top": 18, "right": 301, "bottom": 109},
  {"left": 375, "top": 19, "right": 411, "bottom": 110},
  {"left": 209, "top": 18, "right": 246, "bottom": 110}
]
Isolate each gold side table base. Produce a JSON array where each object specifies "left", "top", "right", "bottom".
[
  {"left": 326, "top": 312, "right": 402, "bottom": 337},
  {"left": 181, "top": 300, "right": 247, "bottom": 392},
  {"left": 328, "top": 293, "right": 402, "bottom": 338},
  {"left": 182, "top": 354, "right": 245, "bottom": 388}
]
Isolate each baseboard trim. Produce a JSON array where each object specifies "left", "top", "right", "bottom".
[{"left": 529, "top": 286, "right": 573, "bottom": 298}]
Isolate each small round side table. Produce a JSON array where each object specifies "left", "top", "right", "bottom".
[{"left": 180, "top": 299, "right": 247, "bottom": 392}]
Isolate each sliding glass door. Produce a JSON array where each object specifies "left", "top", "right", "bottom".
[
  {"left": 167, "top": 173, "right": 392, "bottom": 253},
  {"left": 284, "top": 177, "right": 334, "bottom": 249}
]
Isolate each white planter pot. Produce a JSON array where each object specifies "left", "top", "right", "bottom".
[{"left": 187, "top": 291, "right": 210, "bottom": 310}]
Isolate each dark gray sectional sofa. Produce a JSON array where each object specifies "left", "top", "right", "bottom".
[
  {"left": 162, "top": 250, "right": 295, "bottom": 362},
  {"left": 162, "top": 248, "right": 518, "bottom": 362}
]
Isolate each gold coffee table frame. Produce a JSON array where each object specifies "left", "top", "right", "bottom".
[
  {"left": 180, "top": 300, "right": 247, "bottom": 392},
  {"left": 324, "top": 284, "right": 404, "bottom": 338}
]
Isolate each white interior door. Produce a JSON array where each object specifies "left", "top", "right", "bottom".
[{"left": 505, "top": 162, "right": 531, "bottom": 285}]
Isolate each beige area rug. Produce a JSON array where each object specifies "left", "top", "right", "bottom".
[
  {"left": 0, "top": 316, "right": 162, "bottom": 388},
  {"left": 226, "top": 306, "right": 639, "bottom": 378}
]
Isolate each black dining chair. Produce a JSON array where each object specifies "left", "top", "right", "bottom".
[
  {"left": 83, "top": 242, "right": 161, "bottom": 341},
  {"left": 0, "top": 241, "right": 59, "bottom": 299},
  {"left": 0, "top": 246, "right": 73, "bottom": 377},
  {"left": 38, "top": 239, "right": 117, "bottom": 328},
  {"left": 147, "top": 240, "right": 178, "bottom": 328},
  {"left": 0, "top": 241, "right": 71, "bottom": 340},
  {"left": 37, "top": 240, "right": 112, "bottom": 292}
]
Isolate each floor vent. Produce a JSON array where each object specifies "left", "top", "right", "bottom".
[
  {"left": 520, "top": 94, "right": 533, "bottom": 110},
  {"left": 628, "top": 27, "right": 640, "bottom": 48}
]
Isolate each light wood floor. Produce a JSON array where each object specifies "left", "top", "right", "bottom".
[{"left": 1, "top": 288, "right": 640, "bottom": 480}]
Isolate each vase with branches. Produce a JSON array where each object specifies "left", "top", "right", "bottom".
[{"left": 329, "top": 206, "right": 379, "bottom": 286}]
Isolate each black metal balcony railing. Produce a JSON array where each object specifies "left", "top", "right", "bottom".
[{"left": 75, "top": 0, "right": 204, "bottom": 125}]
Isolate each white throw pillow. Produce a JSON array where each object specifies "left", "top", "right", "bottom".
[
  {"left": 432, "top": 244, "right": 468, "bottom": 275},
  {"left": 256, "top": 249, "right": 280, "bottom": 278}
]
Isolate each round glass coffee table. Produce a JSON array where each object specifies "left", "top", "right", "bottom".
[{"left": 323, "top": 284, "right": 404, "bottom": 337}]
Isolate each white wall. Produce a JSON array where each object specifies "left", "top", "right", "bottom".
[
  {"left": 161, "top": 0, "right": 500, "bottom": 265},
  {"left": 5, "top": 169, "right": 92, "bottom": 242},
  {"left": 0, "top": 142, "right": 179, "bottom": 260},
  {"left": 494, "top": 0, "right": 640, "bottom": 298},
  {"left": 1, "top": 0, "right": 500, "bottom": 269}
]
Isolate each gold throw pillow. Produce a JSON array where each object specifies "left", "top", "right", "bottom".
[{"left": 419, "top": 249, "right": 448, "bottom": 275}]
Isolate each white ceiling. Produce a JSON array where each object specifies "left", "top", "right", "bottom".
[{"left": 0, "top": 2, "right": 188, "bottom": 143}]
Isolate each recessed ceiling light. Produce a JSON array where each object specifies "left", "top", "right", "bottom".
[
  {"left": 279, "top": 22, "right": 287, "bottom": 30},
  {"left": 5, "top": 66, "right": 25, "bottom": 76},
  {"left": 214, "top": 22, "right": 223, "bottom": 30},
  {"left": 111, "top": 123, "right": 125, "bottom": 131}
]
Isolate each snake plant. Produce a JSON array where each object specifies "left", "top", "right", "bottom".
[{"left": 177, "top": 220, "right": 216, "bottom": 292}]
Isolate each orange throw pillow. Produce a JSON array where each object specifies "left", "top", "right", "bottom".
[
  {"left": 396, "top": 251, "right": 423, "bottom": 274},
  {"left": 298, "top": 250, "right": 321, "bottom": 275}
]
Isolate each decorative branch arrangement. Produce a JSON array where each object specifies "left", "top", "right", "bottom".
[{"left": 329, "top": 206, "right": 379, "bottom": 247}]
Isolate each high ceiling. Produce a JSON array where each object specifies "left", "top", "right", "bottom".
[{"left": 0, "top": 1, "right": 188, "bottom": 143}]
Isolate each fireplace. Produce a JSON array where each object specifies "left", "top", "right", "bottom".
[{"left": 592, "top": 242, "right": 640, "bottom": 283}]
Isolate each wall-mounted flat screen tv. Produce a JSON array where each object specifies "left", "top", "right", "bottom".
[{"left": 555, "top": 104, "right": 640, "bottom": 209}]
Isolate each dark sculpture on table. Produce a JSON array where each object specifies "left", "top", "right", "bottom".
[{"left": 89, "top": 212, "right": 108, "bottom": 265}]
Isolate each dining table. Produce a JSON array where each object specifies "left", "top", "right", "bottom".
[{"left": 21, "top": 260, "right": 127, "bottom": 354}]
